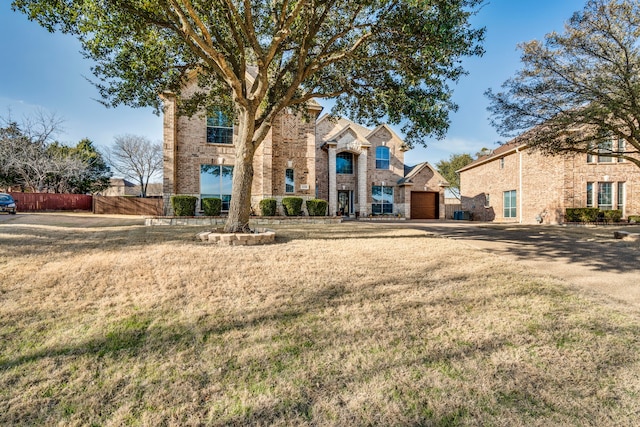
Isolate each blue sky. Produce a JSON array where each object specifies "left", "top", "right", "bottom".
[{"left": 0, "top": 0, "right": 586, "bottom": 166}]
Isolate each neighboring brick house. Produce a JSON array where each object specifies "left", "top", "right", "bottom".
[
  {"left": 458, "top": 135, "right": 640, "bottom": 224},
  {"left": 162, "top": 80, "right": 449, "bottom": 219},
  {"left": 99, "top": 178, "right": 163, "bottom": 197}
]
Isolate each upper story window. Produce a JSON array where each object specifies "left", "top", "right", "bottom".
[
  {"left": 598, "top": 139, "right": 613, "bottom": 163},
  {"left": 499, "top": 158, "right": 505, "bottom": 169},
  {"left": 588, "top": 137, "right": 623, "bottom": 163},
  {"left": 336, "top": 152, "right": 353, "bottom": 174},
  {"left": 285, "top": 169, "right": 294, "bottom": 193},
  {"left": 207, "top": 110, "right": 233, "bottom": 144},
  {"left": 376, "top": 146, "right": 390, "bottom": 169},
  {"left": 618, "top": 138, "right": 626, "bottom": 162}
]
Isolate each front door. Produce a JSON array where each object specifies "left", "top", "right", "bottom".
[{"left": 338, "top": 190, "right": 350, "bottom": 216}]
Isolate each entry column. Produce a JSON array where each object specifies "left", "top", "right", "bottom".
[
  {"left": 328, "top": 144, "right": 337, "bottom": 216},
  {"left": 358, "top": 148, "right": 368, "bottom": 218}
]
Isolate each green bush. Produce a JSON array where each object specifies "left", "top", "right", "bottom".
[
  {"left": 202, "top": 198, "right": 222, "bottom": 216},
  {"left": 306, "top": 199, "right": 328, "bottom": 216},
  {"left": 170, "top": 195, "right": 197, "bottom": 216},
  {"left": 565, "top": 208, "right": 600, "bottom": 223},
  {"left": 602, "top": 210, "right": 622, "bottom": 223},
  {"left": 580, "top": 208, "right": 600, "bottom": 222},
  {"left": 564, "top": 208, "right": 581, "bottom": 222},
  {"left": 259, "top": 198, "right": 277, "bottom": 216},
  {"left": 282, "top": 197, "right": 303, "bottom": 216},
  {"left": 628, "top": 215, "right": 640, "bottom": 223}
]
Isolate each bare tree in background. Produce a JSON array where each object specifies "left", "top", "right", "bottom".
[
  {"left": 106, "top": 134, "right": 162, "bottom": 197},
  {"left": 1, "top": 111, "right": 63, "bottom": 192}
]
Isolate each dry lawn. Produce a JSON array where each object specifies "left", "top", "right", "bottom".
[{"left": 1, "top": 214, "right": 640, "bottom": 426}]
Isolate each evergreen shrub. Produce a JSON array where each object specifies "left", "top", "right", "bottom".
[
  {"left": 282, "top": 197, "right": 303, "bottom": 216},
  {"left": 306, "top": 199, "right": 328, "bottom": 216},
  {"left": 202, "top": 198, "right": 222, "bottom": 216},
  {"left": 259, "top": 198, "right": 277, "bottom": 216},
  {"left": 603, "top": 210, "right": 622, "bottom": 223},
  {"left": 171, "top": 195, "right": 197, "bottom": 216}
]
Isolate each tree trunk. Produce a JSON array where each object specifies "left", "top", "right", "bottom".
[{"left": 224, "top": 108, "right": 258, "bottom": 233}]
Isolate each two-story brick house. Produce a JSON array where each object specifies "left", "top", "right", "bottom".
[
  {"left": 162, "top": 81, "right": 449, "bottom": 219},
  {"left": 458, "top": 135, "right": 640, "bottom": 224}
]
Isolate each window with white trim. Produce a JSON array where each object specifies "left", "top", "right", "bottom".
[
  {"left": 598, "top": 139, "right": 613, "bottom": 163},
  {"left": 503, "top": 190, "right": 516, "bottom": 218},
  {"left": 618, "top": 138, "right": 626, "bottom": 162},
  {"left": 586, "top": 182, "right": 594, "bottom": 207},
  {"left": 617, "top": 182, "right": 625, "bottom": 210},
  {"left": 598, "top": 182, "right": 613, "bottom": 210}
]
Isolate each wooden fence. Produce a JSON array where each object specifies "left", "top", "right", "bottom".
[
  {"left": 93, "top": 196, "right": 164, "bottom": 216},
  {"left": 9, "top": 192, "right": 93, "bottom": 212},
  {"left": 444, "top": 203, "right": 461, "bottom": 220}
]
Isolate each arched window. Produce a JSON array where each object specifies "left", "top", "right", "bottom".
[{"left": 376, "top": 146, "right": 390, "bottom": 169}]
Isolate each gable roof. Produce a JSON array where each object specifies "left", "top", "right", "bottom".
[
  {"left": 366, "top": 124, "right": 409, "bottom": 151},
  {"left": 398, "top": 162, "right": 449, "bottom": 186},
  {"left": 456, "top": 140, "right": 528, "bottom": 173},
  {"left": 317, "top": 114, "right": 372, "bottom": 142}
]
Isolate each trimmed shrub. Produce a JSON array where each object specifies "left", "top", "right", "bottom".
[
  {"left": 259, "top": 198, "right": 277, "bottom": 216},
  {"left": 202, "top": 198, "right": 222, "bottom": 216},
  {"left": 306, "top": 199, "right": 328, "bottom": 216},
  {"left": 170, "top": 195, "right": 197, "bottom": 216},
  {"left": 564, "top": 208, "right": 581, "bottom": 222},
  {"left": 565, "top": 208, "right": 600, "bottom": 223},
  {"left": 628, "top": 215, "right": 640, "bottom": 223},
  {"left": 580, "top": 208, "right": 600, "bottom": 222},
  {"left": 282, "top": 197, "right": 303, "bottom": 216},
  {"left": 603, "top": 210, "right": 622, "bottom": 223}
]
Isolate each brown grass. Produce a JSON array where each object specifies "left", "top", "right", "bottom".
[{"left": 1, "top": 214, "right": 640, "bottom": 426}]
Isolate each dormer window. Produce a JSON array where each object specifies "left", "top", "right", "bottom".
[{"left": 207, "top": 110, "right": 233, "bottom": 144}]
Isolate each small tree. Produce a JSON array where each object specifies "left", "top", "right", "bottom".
[
  {"left": 486, "top": 0, "right": 640, "bottom": 168},
  {"left": 435, "top": 153, "right": 474, "bottom": 199},
  {"left": 106, "top": 134, "right": 162, "bottom": 197}
]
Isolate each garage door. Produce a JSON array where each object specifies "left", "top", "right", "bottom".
[{"left": 411, "top": 192, "right": 438, "bottom": 219}]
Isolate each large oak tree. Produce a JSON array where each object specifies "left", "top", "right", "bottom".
[
  {"left": 13, "top": 0, "right": 484, "bottom": 232},
  {"left": 486, "top": 0, "right": 640, "bottom": 169}
]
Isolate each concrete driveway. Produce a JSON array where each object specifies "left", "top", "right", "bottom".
[
  {"left": 0, "top": 213, "right": 20, "bottom": 222},
  {"left": 409, "top": 221, "right": 640, "bottom": 308}
]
